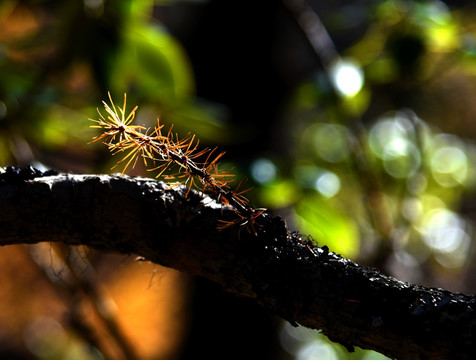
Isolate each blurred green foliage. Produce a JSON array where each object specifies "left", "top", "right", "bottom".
[
  {"left": 2, "top": 0, "right": 476, "bottom": 359},
  {"left": 0, "top": 0, "right": 223, "bottom": 172},
  {"left": 255, "top": 1, "right": 476, "bottom": 358},
  {"left": 273, "top": 0, "right": 476, "bottom": 275}
]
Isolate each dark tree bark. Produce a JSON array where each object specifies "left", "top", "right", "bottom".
[{"left": 0, "top": 167, "right": 475, "bottom": 359}]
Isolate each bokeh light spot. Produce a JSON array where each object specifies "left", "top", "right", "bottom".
[
  {"left": 309, "top": 123, "right": 350, "bottom": 163},
  {"left": 315, "top": 171, "right": 341, "bottom": 198},
  {"left": 297, "top": 342, "right": 338, "bottom": 360},
  {"left": 431, "top": 146, "right": 467, "bottom": 187},
  {"left": 421, "top": 209, "right": 471, "bottom": 268},
  {"left": 402, "top": 197, "right": 423, "bottom": 222},
  {"left": 383, "top": 139, "right": 420, "bottom": 178},
  {"left": 329, "top": 59, "right": 364, "bottom": 97},
  {"left": 250, "top": 157, "right": 278, "bottom": 184},
  {"left": 369, "top": 113, "right": 415, "bottom": 158}
]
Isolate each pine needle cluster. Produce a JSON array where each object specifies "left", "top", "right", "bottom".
[{"left": 89, "top": 93, "right": 264, "bottom": 233}]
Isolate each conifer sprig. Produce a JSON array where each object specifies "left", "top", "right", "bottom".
[{"left": 90, "top": 93, "right": 264, "bottom": 233}]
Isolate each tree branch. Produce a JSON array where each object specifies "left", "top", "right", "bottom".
[{"left": 1, "top": 167, "right": 475, "bottom": 359}]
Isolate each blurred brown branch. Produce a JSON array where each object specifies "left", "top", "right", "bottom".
[{"left": 0, "top": 167, "right": 475, "bottom": 360}]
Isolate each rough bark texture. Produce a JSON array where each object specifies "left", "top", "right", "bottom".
[{"left": 0, "top": 167, "right": 475, "bottom": 359}]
